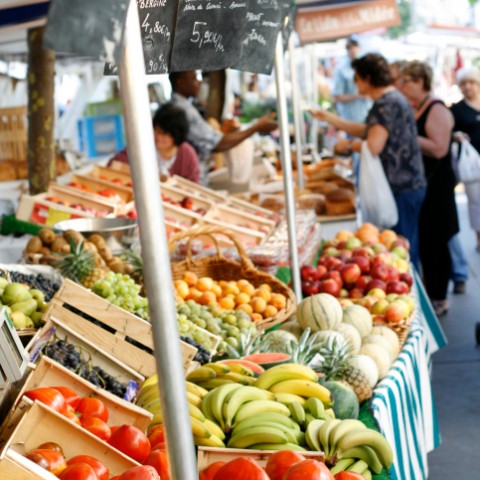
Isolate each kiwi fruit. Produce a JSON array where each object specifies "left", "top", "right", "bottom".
[
  {"left": 84, "top": 242, "right": 98, "bottom": 254},
  {"left": 88, "top": 234, "right": 106, "bottom": 249},
  {"left": 110, "top": 262, "right": 127, "bottom": 274},
  {"left": 107, "top": 256, "right": 122, "bottom": 267},
  {"left": 51, "top": 236, "right": 68, "bottom": 253},
  {"left": 39, "top": 246, "right": 51, "bottom": 256},
  {"left": 26, "top": 236, "right": 43, "bottom": 254},
  {"left": 61, "top": 244, "right": 71, "bottom": 254},
  {"left": 63, "top": 229, "right": 84, "bottom": 244},
  {"left": 98, "top": 246, "right": 113, "bottom": 262},
  {"left": 38, "top": 228, "right": 56, "bottom": 245}
]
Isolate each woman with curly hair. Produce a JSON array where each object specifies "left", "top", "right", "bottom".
[{"left": 310, "top": 53, "right": 427, "bottom": 268}]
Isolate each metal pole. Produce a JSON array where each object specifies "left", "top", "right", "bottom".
[
  {"left": 288, "top": 35, "right": 304, "bottom": 191},
  {"left": 274, "top": 33, "right": 302, "bottom": 302},
  {"left": 117, "top": 3, "right": 197, "bottom": 480}
]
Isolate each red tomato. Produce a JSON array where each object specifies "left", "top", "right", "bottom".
[
  {"left": 213, "top": 457, "right": 269, "bottom": 480},
  {"left": 147, "top": 424, "right": 165, "bottom": 449},
  {"left": 282, "top": 460, "right": 335, "bottom": 480},
  {"left": 110, "top": 426, "right": 121, "bottom": 436},
  {"left": 334, "top": 472, "right": 365, "bottom": 480},
  {"left": 109, "top": 425, "right": 151, "bottom": 463},
  {"left": 76, "top": 398, "right": 109, "bottom": 422},
  {"left": 24, "top": 388, "right": 67, "bottom": 413},
  {"left": 143, "top": 450, "right": 169, "bottom": 480},
  {"left": 58, "top": 463, "right": 98, "bottom": 480},
  {"left": 52, "top": 386, "right": 80, "bottom": 409},
  {"left": 63, "top": 405, "right": 82, "bottom": 426},
  {"left": 265, "top": 451, "right": 306, "bottom": 480},
  {"left": 81, "top": 417, "right": 111, "bottom": 442},
  {"left": 26, "top": 449, "right": 67, "bottom": 475},
  {"left": 119, "top": 465, "right": 160, "bottom": 480},
  {"left": 37, "top": 442, "right": 64, "bottom": 455},
  {"left": 68, "top": 456, "right": 109, "bottom": 480},
  {"left": 200, "top": 462, "right": 225, "bottom": 480}
]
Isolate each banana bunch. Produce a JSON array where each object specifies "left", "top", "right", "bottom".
[
  {"left": 185, "top": 362, "right": 255, "bottom": 390},
  {"left": 136, "top": 374, "right": 226, "bottom": 447},
  {"left": 305, "top": 418, "right": 393, "bottom": 477},
  {"left": 254, "top": 364, "right": 333, "bottom": 408}
]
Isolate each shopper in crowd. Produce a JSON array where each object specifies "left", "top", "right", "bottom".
[
  {"left": 168, "top": 70, "right": 278, "bottom": 163},
  {"left": 108, "top": 104, "right": 201, "bottom": 184},
  {"left": 400, "top": 60, "right": 459, "bottom": 316},
  {"left": 310, "top": 54, "right": 427, "bottom": 268},
  {"left": 451, "top": 67, "right": 480, "bottom": 253},
  {"left": 389, "top": 60, "right": 407, "bottom": 91}
]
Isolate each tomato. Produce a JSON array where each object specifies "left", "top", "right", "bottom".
[
  {"left": 200, "top": 462, "right": 225, "bottom": 480},
  {"left": 26, "top": 449, "right": 67, "bottom": 475},
  {"left": 76, "top": 397, "right": 109, "bottom": 422},
  {"left": 24, "top": 388, "right": 67, "bottom": 413},
  {"left": 63, "top": 405, "right": 82, "bottom": 426},
  {"left": 213, "top": 457, "right": 269, "bottom": 480},
  {"left": 282, "top": 460, "right": 335, "bottom": 480},
  {"left": 81, "top": 417, "right": 111, "bottom": 442},
  {"left": 52, "top": 386, "right": 80, "bottom": 409},
  {"left": 143, "top": 450, "right": 169, "bottom": 480},
  {"left": 109, "top": 425, "right": 151, "bottom": 463},
  {"left": 37, "top": 442, "right": 64, "bottom": 455},
  {"left": 147, "top": 425, "right": 165, "bottom": 450},
  {"left": 334, "top": 472, "right": 365, "bottom": 480},
  {"left": 265, "top": 451, "right": 306, "bottom": 480},
  {"left": 58, "top": 463, "right": 98, "bottom": 480},
  {"left": 119, "top": 465, "right": 160, "bottom": 480},
  {"left": 68, "top": 455, "right": 109, "bottom": 480}
]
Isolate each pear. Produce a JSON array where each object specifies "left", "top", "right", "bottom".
[
  {"left": 2, "top": 283, "right": 32, "bottom": 305},
  {"left": 0, "top": 278, "right": 8, "bottom": 289},
  {"left": 31, "top": 311, "right": 44, "bottom": 328},
  {"left": 10, "top": 311, "right": 32, "bottom": 329},
  {"left": 10, "top": 299, "right": 37, "bottom": 317},
  {"left": 30, "top": 289, "right": 45, "bottom": 305}
]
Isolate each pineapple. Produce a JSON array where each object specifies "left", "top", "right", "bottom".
[
  {"left": 120, "top": 250, "right": 143, "bottom": 283},
  {"left": 342, "top": 367, "right": 373, "bottom": 403},
  {"left": 56, "top": 240, "right": 106, "bottom": 289}
]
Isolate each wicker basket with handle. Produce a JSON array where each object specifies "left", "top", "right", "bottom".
[{"left": 169, "top": 226, "right": 296, "bottom": 331}]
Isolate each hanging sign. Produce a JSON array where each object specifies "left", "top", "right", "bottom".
[
  {"left": 169, "top": 0, "right": 248, "bottom": 72},
  {"left": 44, "top": 0, "right": 130, "bottom": 63}
]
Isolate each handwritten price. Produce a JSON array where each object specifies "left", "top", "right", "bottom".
[
  {"left": 190, "top": 21, "right": 225, "bottom": 53},
  {"left": 147, "top": 54, "right": 168, "bottom": 73}
]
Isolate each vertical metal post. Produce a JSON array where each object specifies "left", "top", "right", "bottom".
[
  {"left": 274, "top": 33, "right": 302, "bottom": 302},
  {"left": 288, "top": 35, "right": 304, "bottom": 191},
  {"left": 117, "top": 3, "right": 197, "bottom": 480}
]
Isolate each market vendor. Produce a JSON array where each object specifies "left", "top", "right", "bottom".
[
  {"left": 108, "top": 104, "right": 201, "bottom": 183},
  {"left": 168, "top": 70, "right": 279, "bottom": 163}
]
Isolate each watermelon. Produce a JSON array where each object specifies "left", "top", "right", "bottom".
[
  {"left": 242, "top": 352, "right": 292, "bottom": 370},
  {"left": 217, "top": 359, "right": 265, "bottom": 375},
  {"left": 323, "top": 380, "right": 359, "bottom": 420}
]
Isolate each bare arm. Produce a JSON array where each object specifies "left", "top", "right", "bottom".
[
  {"left": 334, "top": 93, "right": 366, "bottom": 104},
  {"left": 418, "top": 104, "right": 454, "bottom": 159},
  {"left": 334, "top": 125, "right": 388, "bottom": 156},
  {"left": 310, "top": 109, "right": 367, "bottom": 138},
  {"left": 214, "top": 113, "right": 278, "bottom": 152}
]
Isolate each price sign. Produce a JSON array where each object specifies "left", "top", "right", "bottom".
[
  {"left": 44, "top": 0, "right": 130, "bottom": 64},
  {"left": 170, "top": 0, "right": 248, "bottom": 72}
]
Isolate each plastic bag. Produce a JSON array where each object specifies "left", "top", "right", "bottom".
[
  {"left": 359, "top": 141, "right": 398, "bottom": 228},
  {"left": 456, "top": 139, "right": 480, "bottom": 183}
]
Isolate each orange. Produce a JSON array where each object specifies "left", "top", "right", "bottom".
[
  {"left": 174, "top": 280, "right": 190, "bottom": 299},
  {"left": 240, "top": 283, "right": 256, "bottom": 297},
  {"left": 219, "top": 296, "right": 235, "bottom": 310},
  {"left": 197, "top": 277, "right": 214, "bottom": 292},
  {"left": 269, "top": 294, "right": 286, "bottom": 310},
  {"left": 258, "top": 283, "right": 272, "bottom": 292},
  {"left": 251, "top": 297, "right": 267, "bottom": 313},
  {"left": 236, "top": 303, "right": 253, "bottom": 315},
  {"left": 254, "top": 289, "right": 271, "bottom": 302},
  {"left": 336, "top": 230, "right": 355, "bottom": 242},
  {"left": 183, "top": 271, "right": 198, "bottom": 287},
  {"left": 235, "top": 292, "right": 251, "bottom": 305},
  {"left": 379, "top": 229, "right": 397, "bottom": 247},
  {"left": 186, "top": 288, "right": 202, "bottom": 301},
  {"left": 264, "top": 305, "right": 278, "bottom": 318},
  {"left": 211, "top": 284, "right": 222, "bottom": 298},
  {"left": 224, "top": 282, "right": 240, "bottom": 296},
  {"left": 198, "top": 291, "right": 217, "bottom": 306},
  {"left": 237, "top": 279, "right": 250, "bottom": 288},
  {"left": 356, "top": 230, "right": 379, "bottom": 244},
  {"left": 251, "top": 313, "right": 264, "bottom": 323}
]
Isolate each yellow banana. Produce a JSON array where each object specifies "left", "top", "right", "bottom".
[
  {"left": 194, "top": 434, "right": 226, "bottom": 447},
  {"left": 136, "top": 384, "right": 160, "bottom": 407},
  {"left": 186, "top": 391, "right": 202, "bottom": 408},
  {"left": 203, "top": 363, "right": 231, "bottom": 375},
  {"left": 305, "top": 419, "right": 326, "bottom": 452},
  {"left": 219, "top": 372, "right": 252, "bottom": 385},
  {"left": 274, "top": 393, "right": 306, "bottom": 405},
  {"left": 336, "top": 428, "right": 393, "bottom": 469},
  {"left": 328, "top": 419, "right": 366, "bottom": 458},
  {"left": 338, "top": 446, "right": 383, "bottom": 475},
  {"left": 227, "top": 425, "right": 289, "bottom": 449},
  {"left": 141, "top": 374, "right": 158, "bottom": 390},
  {"left": 150, "top": 411, "right": 164, "bottom": 426},
  {"left": 363, "top": 469, "right": 373, "bottom": 480},
  {"left": 222, "top": 363, "right": 255, "bottom": 377},
  {"left": 233, "top": 400, "right": 291, "bottom": 426},
  {"left": 186, "top": 381, "right": 208, "bottom": 398},
  {"left": 269, "top": 380, "right": 333, "bottom": 407},
  {"left": 204, "top": 419, "right": 226, "bottom": 440},
  {"left": 189, "top": 402, "right": 206, "bottom": 422},
  {"left": 191, "top": 416, "right": 211, "bottom": 439},
  {"left": 186, "top": 366, "right": 217, "bottom": 382},
  {"left": 255, "top": 364, "right": 318, "bottom": 390},
  {"left": 196, "top": 378, "right": 234, "bottom": 390}
]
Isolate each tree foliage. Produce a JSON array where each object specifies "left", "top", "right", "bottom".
[{"left": 387, "top": 0, "right": 412, "bottom": 39}]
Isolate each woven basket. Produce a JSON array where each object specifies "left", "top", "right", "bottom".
[
  {"left": 391, "top": 312, "right": 414, "bottom": 347},
  {"left": 169, "top": 226, "right": 296, "bottom": 330}
]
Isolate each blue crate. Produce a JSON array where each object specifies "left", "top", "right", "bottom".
[{"left": 77, "top": 115, "right": 125, "bottom": 158}]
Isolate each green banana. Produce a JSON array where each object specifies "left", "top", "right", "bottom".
[
  {"left": 251, "top": 443, "right": 307, "bottom": 452},
  {"left": 330, "top": 458, "right": 356, "bottom": 475},
  {"left": 223, "top": 386, "right": 272, "bottom": 430},
  {"left": 336, "top": 428, "right": 393, "bottom": 469},
  {"left": 200, "top": 392, "right": 216, "bottom": 422},
  {"left": 273, "top": 393, "right": 306, "bottom": 405},
  {"left": 338, "top": 446, "right": 384, "bottom": 474},
  {"left": 233, "top": 400, "right": 291, "bottom": 426},
  {"left": 232, "top": 413, "right": 300, "bottom": 435},
  {"left": 347, "top": 459, "right": 369, "bottom": 474},
  {"left": 194, "top": 434, "right": 226, "bottom": 447},
  {"left": 328, "top": 419, "right": 366, "bottom": 457},
  {"left": 363, "top": 469, "right": 373, "bottom": 480},
  {"left": 304, "top": 413, "right": 316, "bottom": 427},
  {"left": 210, "top": 383, "right": 243, "bottom": 430},
  {"left": 323, "top": 408, "right": 336, "bottom": 419},
  {"left": 269, "top": 380, "right": 333, "bottom": 407},
  {"left": 305, "top": 419, "right": 326, "bottom": 451},
  {"left": 233, "top": 421, "right": 297, "bottom": 444},
  {"left": 196, "top": 379, "right": 235, "bottom": 390},
  {"left": 186, "top": 366, "right": 217, "bottom": 382},
  {"left": 203, "top": 363, "right": 231, "bottom": 375},
  {"left": 227, "top": 425, "right": 289, "bottom": 449},
  {"left": 303, "top": 397, "right": 325, "bottom": 419},
  {"left": 254, "top": 364, "right": 318, "bottom": 390},
  {"left": 318, "top": 419, "right": 341, "bottom": 459},
  {"left": 288, "top": 401, "right": 306, "bottom": 427}
]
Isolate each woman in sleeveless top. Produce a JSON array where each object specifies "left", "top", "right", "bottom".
[{"left": 400, "top": 61, "right": 459, "bottom": 316}]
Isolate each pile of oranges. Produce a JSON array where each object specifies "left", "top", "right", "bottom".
[{"left": 174, "top": 272, "right": 287, "bottom": 323}]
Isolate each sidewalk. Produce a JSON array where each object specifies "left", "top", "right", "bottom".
[{"left": 428, "top": 192, "right": 480, "bottom": 477}]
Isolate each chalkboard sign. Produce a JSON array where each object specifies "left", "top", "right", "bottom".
[
  {"left": 233, "top": 0, "right": 287, "bottom": 75},
  {"left": 44, "top": 0, "right": 130, "bottom": 64},
  {"left": 169, "top": 0, "right": 248, "bottom": 72}
]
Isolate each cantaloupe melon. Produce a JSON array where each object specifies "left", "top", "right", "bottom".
[
  {"left": 335, "top": 322, "right": 362, "bottom": 354},
  {"left": 296, "top": 293, "right": 343, "bottom": 332},
  {"left": 359, "top": 343, "right": 391, "bottom": 379},
  {"left": 362, "top": 334, "right": 396, "bottom": 363},
  {"left": 342, "top": 305, "right": 372, "bottom": 337},
  {"left": 350, "top": 354, "right": 379, "bottom": 388},
  {"left": 371, "top": 325, "right": 400, "bottom": 358}
]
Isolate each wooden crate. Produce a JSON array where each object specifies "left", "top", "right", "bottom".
[
  {"left": 0, "top": 107, "right": 26, "bottom": 164},
  {"left": 1, "top": 401, "right": 139, "bottom": 475},
  {"left": 109, "top": 160, "right": 132, "bottom": 175},
  {"left": 34, "top": 279, "right": 197, "bottom": 376},
  {"left": 161, "top": 183, "right": 213, "bottom": 215},
  {"left": 197, "top": 447, "right": 325, "bottom": 472},
  {"left": 0, "top": 451, "right": 57, "bottom": 480},
  {"left": 167, "top": 175, "right": 226, "bottom": 203},
  {"left": 227, "top": 197, "right": 279, "bottom": 223},
  {"left": 89, "top": 164, "right": 133, "bottom": 189},
  {"left": 163, "top": 202, "right": 202, "bottom": 229}
]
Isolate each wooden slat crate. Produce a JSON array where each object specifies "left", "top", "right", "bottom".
[
  {"left": 34, "top": 279, "right": 198, "bottom": 376},
  {"left": 0, "top": 107, "right": 26, "bottom": 163},
  {"left": 0, "top": 451, "right": 57, "bottom": 480},
  {"left": 1, "top": 401, "right": 139, "bottom": 475},
  {"left": 161, "top": 183, "right": 213, "bottom": 216},
  {"left": 227, "top": 196, "right": 279, "bottom": 223},
  {"left": 197, "top": 447, "right": 325, "bottom": 473},
  {"left": 89, "top": 164, "right": 133, "bottom": 189},
  {"left": 167, "top": 175, "right": 226, "bottom": 203}
]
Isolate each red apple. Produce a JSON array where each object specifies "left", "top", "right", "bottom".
[
  {"left": 352, "top": 247, "right": 374, "bottom": 258},
  {"left": 385, "top": 266, "right": 400, "bottom": 283},
  {"left": 300, "top": 265, "right": 320, "bottom": 282},
  {"left": 372, "top": 243, "right": 388, "bottom": 253},
  {"left": 302, "top": 281, "right": 320, "bottom": 297},
  {"left": 371, "top": 263, "right": 389, "bottom": 281},
  {"left": 317, "top": 256, "right": 329, "bottom": 267},
  {"left": 340, "top": 263, "right": 361, "bottom": 284},
  {"left": 351, "top": 255, "right": 371, "bottom": 273},
  {"left": 372, "top": 314, "right": 387, "bottom": 326},
  {"left": 325, "top": 271, "right": 343, "bottom": 289},
  {"left": 317, "top": 265, "right": 328, "bottom": 279},
  {"left": 318, "top": 279, "right": 341, "bottom": 297},
  {"left": 338, "top": 250, "right": 353, "bottom": 260},
  {"left": 386, "top": 281, "right": 410, "bottom": 295},
  {"left": 399, "top": 272, "right": 413, "bottom": 287},
  {"left": 336, "top": 241, "right": 347, "bottom": 250},
  {"left": 356, "top": 275, "right": 372, "bottom": 290},
  {"left": 325, "top": 256, "right": 342, "bottom": 271},
  {"left": 349, "top": 287, "right": 365, "bottom": 299},
  {"left": 391, "top": 237, "right": 409, "bottom": 249},
  {"left": 366, "top": 279, "right": 387, "bottom": 292}
]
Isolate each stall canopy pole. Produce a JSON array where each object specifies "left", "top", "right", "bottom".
[
  {"left": 117, "top": 3, "right": 197, "bottom": 479},
  {"left": 288, "top": 35, "right": 305, "bottom": 191},
  {"left": 274, "top": 33, "right": 302, "bottom": 302}
]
